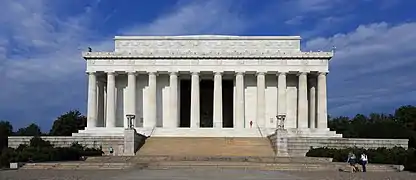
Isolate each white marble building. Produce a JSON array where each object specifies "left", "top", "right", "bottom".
[{"left": 76, "top": 35, "right": 341, "bottom": 138}]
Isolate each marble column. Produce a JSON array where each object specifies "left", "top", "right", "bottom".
[
  {"left": 256, "top": 72, "right": 266, "bottom": 127},
  {"left": 297, "top": 72, "right": 308, "bottom": 129},
  {"left": 145, "top": 72, "right": 157, "bottom": 128},
  {"left": 169, "top": 72, "right": 179, "bottom": 128},
  {"left": 213, "top": 71, "right": 223, "bottom": 128},
  {"left": 87, "top": 72, "right": 97, "bottom": 128},
  {"left": 317, "top": 72, "right": 328, "bottom": 129},
  {"left": 126, "top": 72, "right": 136, "bottom": 128},
  {"left": 309, "top": 77, "right": 316, "bottom": 129},
  {"left": 97, "top": 81, "right": 105, "bottom": 127},
  {"left": 106, "top": 72, "right": 116, "bottom": 128},
  {"left": 235, "top": 72, "right": 245, "bottom": 129},
  {"left": 277, "top": 72, "right": 287, "bottom": 117},
  {"left": 190, "top": 72, "right": 200, "bottom": 128}
]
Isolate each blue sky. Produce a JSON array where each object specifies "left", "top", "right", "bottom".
[{"left": 1, "top": 0, "right": 416, "bottom": 131}]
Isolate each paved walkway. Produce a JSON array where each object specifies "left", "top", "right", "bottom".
[{"left": 1, "top": 168, "right": 415, "bottom": 180}]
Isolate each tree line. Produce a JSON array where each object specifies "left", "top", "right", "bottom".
[{"left": 0, "top": 110, "right": 87, "bottom": 150}]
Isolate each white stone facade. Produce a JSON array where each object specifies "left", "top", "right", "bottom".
[{"left": 77, "top": 35, "right": 341, "bottom": 138}]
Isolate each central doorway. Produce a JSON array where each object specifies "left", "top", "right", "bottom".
[
  {"left": 200, "top": 80, "right": 214, "bottom": 127},
  {"left": 178, "top": 77, "right": 234, "bottom": 128}
]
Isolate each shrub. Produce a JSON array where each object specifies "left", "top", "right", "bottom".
[
  {"left": 0, "top": 137, "right": 103, "bottom": 167},
  {"left": 404, "top": 148, "right": 416, "bottom": 171}
]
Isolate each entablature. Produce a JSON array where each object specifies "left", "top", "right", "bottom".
[{"left": 86, "top": 59, "right": 329, "bottom": 74}]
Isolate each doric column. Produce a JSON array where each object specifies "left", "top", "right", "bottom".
[
  {"left": 317, "top": 72, "right": 328, "bottom": 129},
  {"left": 235, "top": 72, "right": 245, "bottom": 129},
  {"left": 297, "top": 72, "right": 308, "bottom": 129},
  {"left": 145, "top": 72, "right": 157, "bottom": 128},
  {"left": 169, "top": 72, "right": 179, "bottom": 128},
  {"left": 126, "top": 72, "right": 136, "bottom": 128},
  {"left": 106, "top": 72, "right": 116, "bottom": 128},
  {"left": 256, "top": 72, "right": 266, "bottom": 127},
  {"left": 190, "top": 72, "right": 200, "bottom": 128},
  {"left": 277, "top": 72, "right": 287, "bottom": 118},
  {"left": 213, "top": 71, "right": 223, "bottom": 128},
  {"left": 87, "top": 72, "right": 97, "bottom": 128},
  {"left": 309, "top": 77, "right": 316, "bottom": 129},
  {"left": 97, "top": 80, "right": 105, "bottom": 127}
]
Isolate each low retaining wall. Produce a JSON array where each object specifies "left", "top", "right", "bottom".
[
  {"left": 8, "top": 136, "right": 124, "bottom": 155},
  {"left": 268, "top": 134, "right": 409, "bottom": 157}
]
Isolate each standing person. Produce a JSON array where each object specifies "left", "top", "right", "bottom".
[
  {"left": 347, "top": 152, "right": 357, "bottom": 173},
  {"left": 360, "top": 153, "right": 368, "bottom": 172},
  {"left": 109, "top": 147, "right": 114, "bottom": 156}
]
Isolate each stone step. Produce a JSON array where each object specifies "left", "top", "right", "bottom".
[
  {"left": 133, "top": 155, "right": 333, "bottom": 163},
  {"left": 137, "top": 137, "right": 275, "bottom": 157},
  {"left": 145, "top": 161, "right": 336, "bottom": 171},
  {"left": 143, "top": 161, "right": 401, "bottom": 172},
  {"left": 21, "top": 162, "right": 133, "bottom": 170}
]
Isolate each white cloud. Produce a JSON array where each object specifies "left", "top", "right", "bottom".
[
  {"left": 0, "top": 0, "right": 249, "bottom": 128},
  {"left": 305, "top": 22, "right": 416, "bottom": 115},
  {"left": 121, "top": 0, "right": 246, "bottom": 36}
]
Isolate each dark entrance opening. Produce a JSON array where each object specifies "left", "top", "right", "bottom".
[
  {"left": 222, "top": 80, "right": 234, "bottom": 128},
  {"left": 179, "top": 79, "right": 191, "bottom": 127},
  {"left": 200, "top": 80, "right": 214, "bottom": 127}
]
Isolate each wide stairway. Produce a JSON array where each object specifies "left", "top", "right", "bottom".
[{"left": 136, "top": 137, "right": 275, "bottom": 157}]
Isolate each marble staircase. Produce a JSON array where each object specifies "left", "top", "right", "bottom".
[{"left": 136, "top": 137, "right": 275, "bottom": 157}]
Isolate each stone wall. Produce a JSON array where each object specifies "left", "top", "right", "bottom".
[
  {"left": 268, "top": 134, "right": 409, "bottom": 157},
  {"left": 8, "top": 136, "right": 124, "bottom": 155}
]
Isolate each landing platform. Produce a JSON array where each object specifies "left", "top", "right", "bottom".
[{"left": 73, "top": 127, "right": 342, "bottom": 138}]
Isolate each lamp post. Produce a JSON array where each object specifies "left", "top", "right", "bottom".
[
  {"left": 126, "top": 114, "right": 136, "bottom": 130},
  {"left": 276, "top": 114, "right": 286, "bottom": 130}
]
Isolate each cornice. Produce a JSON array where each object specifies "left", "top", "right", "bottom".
[{"left": 82, "top": 51, "right": 333, "bottom": 59}]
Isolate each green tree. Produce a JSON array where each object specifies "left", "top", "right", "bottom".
[
  {"left": 0, "top": 121, "right": 13, "bottom": 151},
  {"left": 395, "top": 105, "right": 416, "bottom": 131},
  {"left": 49, "top": 110, "right": 87, "bottom": 136},
  {"left": 15, "top": 123, "right": 42, "bottom": 136}
]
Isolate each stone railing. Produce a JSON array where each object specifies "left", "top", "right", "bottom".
[
  {"left": 8, "top": 136, "right": 124, "bottom": 155},
  {"left": 267, "top": 134, "right": 409, "bottom": 157}
]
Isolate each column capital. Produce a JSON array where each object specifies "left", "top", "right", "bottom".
[
  {"left": 86, "top": 71, "right": 96, "bottom": 75},
  {"left": 191, "top": 71, "right": 199, "bottom": 76},
  {"left": 106, "top": 71, "right": 116, "bottom": 75},
  {"left": 214, "top": 71, "right": 223, "bottom": 75},
  {"left": 235, "top": 71, "right": 244, "bottom": 76},
  {"left": 256, "top": 72, "right": 266, "bottom": 76},
  {"left": 297, "top": 72, "right": 308, "bottom": 76},
  {"left": 127, "top": 71, "right": 137, "bottom": 75},
  {"left": 277, "top": 71, "right": 287, "bottom": 76},
  {"left": 318, "top": 72, "right": 328, "bottom": 76},
  {"left": 148, "top": 71, "right": 157, "bottom": 75},
  {"left": 169, "top": 71, "right": 178, "bottom": 75}
]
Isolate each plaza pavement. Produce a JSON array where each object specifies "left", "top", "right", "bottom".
[{"left": 1, "top": 168, "right": 416, "bottom": 180}]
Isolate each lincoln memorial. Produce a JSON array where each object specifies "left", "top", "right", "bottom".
[{"left": 76, "top": 35, "right": 341, "bottom": 138}]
